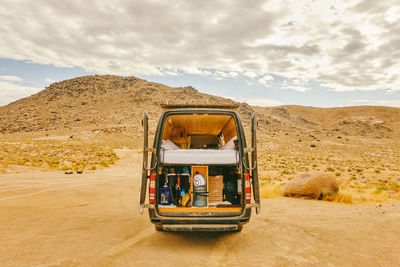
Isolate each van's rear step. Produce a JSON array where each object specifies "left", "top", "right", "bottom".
[
  {"left": 162, "top": 224, "right": 239, "bottom": 232},
  {"left": 158, "top": 207, "right": 241, "bottom": 213}
]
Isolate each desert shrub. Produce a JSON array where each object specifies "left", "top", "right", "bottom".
[
  {"left": 326, "top": 166, "right": 335, "bottom": 172},
  {"left": 61, "top": 165, "right": 72, "bottom": 171},
  {"left": 100, "top": 161, "right": 109, "bottom": 167}
]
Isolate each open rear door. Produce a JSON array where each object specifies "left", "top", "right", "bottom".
[
  {"left": 139, "top": 111, "right": 149, "bottom": 214},
  {"left": 251, "top": 112, "right": 261, "bottom": 214}
]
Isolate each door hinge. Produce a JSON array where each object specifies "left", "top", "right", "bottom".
[
  {"left": 145, "top": 148, "right": 155, "bottom": 153},
  {"left": 244, "top": 148, "right": 254, "bottom": 153}
]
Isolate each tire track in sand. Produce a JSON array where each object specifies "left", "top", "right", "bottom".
[{"left": 99, "top": 226, "right": 155, "bottom": 261}]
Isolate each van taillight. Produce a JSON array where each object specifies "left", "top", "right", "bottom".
[
  {"left": 245, "top": 172, "right": 251, "bottom": 204},
  {"left": 149, "top": 172, "right": 156, "bottom": 204}
]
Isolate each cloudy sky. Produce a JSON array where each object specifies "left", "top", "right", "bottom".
[{"left": 0, "top": 0, "right": 399, "bottom": 107}]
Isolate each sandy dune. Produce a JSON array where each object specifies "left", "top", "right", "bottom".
[{"left": 1, "top": 150, "right": 399, "bottom": 266}]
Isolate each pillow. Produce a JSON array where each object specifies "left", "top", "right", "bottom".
[
  {"left": 221, "top": 136, "right": 237, "bottom": 150},
  {"left": 161, "top": 139, "right": 180, "bottom": 150}
]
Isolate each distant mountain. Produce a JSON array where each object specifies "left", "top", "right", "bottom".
[{"left": 1, "top": 75, "right": 399, "bottom": 138}]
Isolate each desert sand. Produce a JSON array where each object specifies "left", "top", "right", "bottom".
[{"left": 1, "top": 149, "right": 399, "bottom": 266}]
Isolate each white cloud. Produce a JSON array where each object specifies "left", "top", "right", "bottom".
[
  {"left": 281, "top": 78, "right": 311, "bottom": 92},
  {"left": 243, "top": 97, "right": 283, "bottom": 107},
  {"left": 257, "top": 75, "right": 274, "bottom": 87},
  {"left": 45, "top": 78, "right": 55, "bottom": 83},
  {"left": 0, "top": 75, "right": 23, "bottom": 82},
  {"left": 243, "top": 71, "right": 258, "bottom": 79},
  {"left": 228, "top": 71, "right": 239, "bottom": 78},
  {"left": 212, "top": 70, "right": 239, "bottom": 80},
  {"left": 283, "top": 85, "right": 311, "bottom": 92},
  {"left": 181, "top": 67, "right": 212, "bottom": 76},
  {"left": 162, "top": 70, "right": 180, "bottom": 77},
  {"left": 0, "top": 0, "right": 399, "bottom": 92},
  {"left": 0, "top": 78, "right": 41, "bottom": 106}
]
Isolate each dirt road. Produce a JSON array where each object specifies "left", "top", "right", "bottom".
[{"left": 1, "top": 149, "right": 399, "bottom": 266}]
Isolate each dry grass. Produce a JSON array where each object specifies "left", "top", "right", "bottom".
[
  {"left": 332, "top": 185, "right": 392, "bottom": 203},
  {"left": 333, "top": 192, "right": 353, "bottom": 204},
  {"left": 256, "top": 127, "right": 400, "bottom": 204},
  {"left": 259, "top": 182, "right": 282, "bottom": 198},
  {"left": 0, "top": 132, "right": 132, "bottom": 173}
]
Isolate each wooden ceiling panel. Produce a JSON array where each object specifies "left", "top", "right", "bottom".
[{"left": 163, "top": 114, "right": 236, "bottom": 139}]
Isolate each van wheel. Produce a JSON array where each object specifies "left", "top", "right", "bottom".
[{"left": 155, "top": 226, "right": 163, "bottom": 231}]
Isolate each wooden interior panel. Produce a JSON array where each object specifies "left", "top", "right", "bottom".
[
  {"left": 222, "top": 118, "right": 236, "bottom": 143},
  {"left": 208, "top": 175, "right": 223, "bottom": 203},
  {"left": 162, "top": 114, "right": 237, "bottom": 146}
]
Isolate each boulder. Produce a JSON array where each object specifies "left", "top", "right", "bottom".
[{"left": 281, "top": 172, "right": 339, "bottom": 200}]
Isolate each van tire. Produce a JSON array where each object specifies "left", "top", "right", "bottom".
[{"left": 155, "top": 225, "right": 163, "bottom": 231}]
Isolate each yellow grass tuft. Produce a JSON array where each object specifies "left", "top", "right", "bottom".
[
  {"left": 334, "top": 194, "right": 353, "bottom": 203},
  {"left": 332, "top": 185, "right": 391, "bottom": 203},
  {"left": 260, "top": 182, "right": 282, "bottom": 198},
  {"left": 333, "top": 191, "right": 353, "bottom": 204}
]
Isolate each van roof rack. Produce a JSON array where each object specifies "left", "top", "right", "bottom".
[{"left": 160, "top": 104, "right": 240, "bottom": 110}]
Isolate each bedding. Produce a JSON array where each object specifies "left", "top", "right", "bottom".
[{"left": 159, "top": 148, "right": 239, "bottom": 165}]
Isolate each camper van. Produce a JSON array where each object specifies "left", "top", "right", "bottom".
[{"left": 139, "top": 104, "right": 260, "bottom": 231}]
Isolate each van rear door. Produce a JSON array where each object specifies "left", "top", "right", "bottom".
[
  {"left": 139, "top": 111, "right": 149, "bottom": 214},
  {"left": 251, "top": 112, "right": 261, "bottom": 214}
]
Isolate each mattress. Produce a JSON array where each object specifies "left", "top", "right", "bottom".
[{"left": 159, "top": 149, "right": 239, "bottom": 165}]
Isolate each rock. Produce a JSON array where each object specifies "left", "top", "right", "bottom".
[
  {"left": 64, "top": 170, "right": 73, "bottom": 175},
  {"left": 281, "top": 172, "right": 339, "bottom": 200},
  {"left": 310, "top": 144, "right": 316, "bottom": 148},
  {"left": 376, "top": 204, "right": 382, "bottom": 208},
  {"left": 77, "top": 170, "right": 83, "bottom": 174}
]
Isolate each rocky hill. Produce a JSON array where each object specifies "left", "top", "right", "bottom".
[
  {"left": 255, "top": 105, "right": 400, "bottom": 138},
  {"left": 1, "top": 75, "right": 400, "bottom": 139},
  {"left": 0, "top": 75, "right": 240, "bottom": 134}
]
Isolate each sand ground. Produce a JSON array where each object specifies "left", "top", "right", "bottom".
[{"left": 1, "top": 149, "right": 399, "bottom": 266}]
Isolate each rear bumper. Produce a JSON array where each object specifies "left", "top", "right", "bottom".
[
  {"left": 149, "top": 206, "right": 251, "bottom": 227},
  {"left": 162, "top": 224, "right": 239, "bottom": 232}
]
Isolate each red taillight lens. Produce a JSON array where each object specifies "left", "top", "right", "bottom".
[
  {"left": 245, "top": 172, "right": 251, "bottom": 204},
  {"left": 149, "top": 172, "right": 156, "bottom": 204}
]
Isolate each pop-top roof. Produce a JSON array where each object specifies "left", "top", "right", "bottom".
[{"left": 160, "top": 103, "right": 239, "bottom": 110}]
